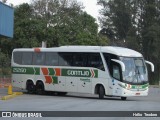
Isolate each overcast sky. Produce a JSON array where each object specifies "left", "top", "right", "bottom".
[{"left": 6, "top": 0, "right": 102, "bottom": 24}]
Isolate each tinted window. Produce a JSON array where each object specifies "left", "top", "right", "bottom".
[
  {"left": 87, "top": 53, "right": 104, "bottom": 70},
  {"left": 103, "top": 53, "right": 118, "bottom": 69},
  {"left": 103, "top": 53, "right": 122, "bottom": 81},
  {"left": 73, "top": 53, "right": 87, "bottom": 67},
  {"left": 22, "top": 52, "right": 33, "bottom": 65},
  {"left": 33, "top": 53, "right": 45, "bottom": 65},
  {"left": 13, "top": 52, "right": 22, "bottom": 64},
  {"left": 45, "top": 52, "right": 58, "bottom": 66},
  {"left": 59, "top": 53, "right": 73, "bottom": 66},
  {"left": 112, "top": 64, "right": 121, "bottom": 80}
]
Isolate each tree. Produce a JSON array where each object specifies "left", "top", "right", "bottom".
[
  {"left": 31, "top": 0, "right": 106, "bottom": 46},
  {"left": 98, "top": 0, "right": 133, "bottom": 46},
  {"left": 0, "top": 51, "right": 10, "bottom": 75}
]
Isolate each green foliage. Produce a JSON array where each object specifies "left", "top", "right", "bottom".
[
  {"left": 9, "top": 0, "right": 108, "bottom": 48},
  {"left": 98, "top": 0, "right": 133, "bottom": 42},
  {"left": 0, "top": 51, "right": 11, "bottom": 75}
]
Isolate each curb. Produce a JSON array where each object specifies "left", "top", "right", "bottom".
[{"left": 1, "top": 92, "right": 23, "bottom": 100}]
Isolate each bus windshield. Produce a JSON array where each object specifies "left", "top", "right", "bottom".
[{"left": 120, "top": 57, "right": 147, "bottom": 84}]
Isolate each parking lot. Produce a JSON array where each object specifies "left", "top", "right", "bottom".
[{"left": 0, "top": 87, "right": 160, "bottom": 120}]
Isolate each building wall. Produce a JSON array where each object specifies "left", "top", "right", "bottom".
[{"left": 0, "top": 2, "right": 14, "bottom": 38}]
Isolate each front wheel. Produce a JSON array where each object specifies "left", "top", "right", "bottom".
[
  {"left": 99, "top": 85, "right": 105, "bottom": 99},
  {"left": 121, "top": 97, "right": 127, "bottom": 100}
]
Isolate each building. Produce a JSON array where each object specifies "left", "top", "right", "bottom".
[{"left": 0, "top": 1, "right": 14, "bottom": 38}]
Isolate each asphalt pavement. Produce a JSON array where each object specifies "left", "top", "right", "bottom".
[{"left": 0, "top": 87, "right": 160, "bottom": 120}]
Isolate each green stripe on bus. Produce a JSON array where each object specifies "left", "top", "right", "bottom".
[
  {"left": 12, "top": 67, "right": 40, "bottom": 75},
  {"left": 52, "top": 76, "right": 58, "bottom": 84},
  {"left": 12, "top": 67, "right": 34, "bottom": 74},
  {"left": 94, "top": 70, "right": 98, "bottom": 78},
  {"left": 12, "top": 67, "right": 98, "bottom": 78},
  {"left": 48, "top": 68, "right": 55, "bottom": 75},
  {"left": 131, "top": 84, "right": 149, "bottom": 89},
  {"left": 34, "top": 68, "right": 40, "bottom": 75}
]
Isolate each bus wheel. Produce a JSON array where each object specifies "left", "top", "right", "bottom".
[
  {"left": 99, "top": 85, "right": 105, "bottom": 99},
  {"left": 26, "top": 81, "right": 35, "bottom": 94},
  {"left": 36, "top": 82, "right": 45, "bottom": 95},
  {"left": 57, "top": 92, "right": 67, "bottom": 96},
  {"left": 121, "top": 97, "right": 127, "bottom": 100}
]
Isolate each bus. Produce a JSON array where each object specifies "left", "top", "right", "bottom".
[{"left": 11, "top": 46, "right": 154, "bottom": 100}]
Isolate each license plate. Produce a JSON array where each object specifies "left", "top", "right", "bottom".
[{"left": 135, "top": 93, "right": 140, "bottom": 95}]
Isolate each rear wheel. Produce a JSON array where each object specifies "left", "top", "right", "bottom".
[
  {"left": 26, "top": 81, "right": 35, "bottom": 94},
  {"left": 121, "top": 97, "right": 127, "bottom": 100},
  {"left": 36, "top": 82, "right": 45, "bottom": 95},
  {"left": 99, "top": 85, "right": 105, "bottom": 99}
]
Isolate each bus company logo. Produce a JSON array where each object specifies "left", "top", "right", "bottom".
[
  {"left": 62, "top": 69, "right": 98, "bottom": 78},
  {"left": 2, "top": 112, "right": 11, "bottom": 117},
  {"left": 67, "top": 70, "right": 90, "bottom": 76}
]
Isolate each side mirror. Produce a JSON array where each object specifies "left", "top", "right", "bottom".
[
  {"left": 145, "top": 61, "right": 154, "bottom": 72},
  {"left": 111, "top": 59, "right": 125, "bottom": 72}
]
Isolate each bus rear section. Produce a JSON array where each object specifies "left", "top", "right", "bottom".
[{"left": 11, "top": 48, "right": 108, "bottom": 97}]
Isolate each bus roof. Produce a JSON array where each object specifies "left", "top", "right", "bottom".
[{"left": 13, "top": 46, "right": 143, "bottom": 57}]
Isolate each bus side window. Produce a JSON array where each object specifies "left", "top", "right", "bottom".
[
  {"left": 45, "top": 52, "right": 58, "bottom": 66},
  {"left": 103, "top": 53, "right": 118, "bottom": 74},
  {"left": 59, "top": 53, "right": 73, "bottom": 66},
  {"left": 73, "top": 53, "right": 87, "bottom": 67},
  {"left": 112, "top": 64, "right": 120, "bottom": 80},
  {"left": 87, "top": 53, "right": 104, "bottom": 71},
  {"left": 33, "top": 52, "right": 45, "bottom": 65},
  {"left": 13, "top": 52, "right": 22, "bottom": 64},
  {"left": 22, "top": 52, "right": 33, "bottom": 65},
  {"left": 103, "top": 53, "right": 122, "bottom": 81}
]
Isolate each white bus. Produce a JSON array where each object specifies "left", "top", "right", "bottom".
[{"left": 11, "top": 46, "right": 154, "bottom": 100}]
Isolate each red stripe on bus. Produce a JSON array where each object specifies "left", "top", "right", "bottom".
[
  {"left": 45, "top": 76, "right": 52, "bottom": 84},
  {"left": 91, "top": 69, "right": 95, "bottom": 77},
  {"left": 41, "top": 68, "right": 49, "bottom": 75},
  {"left": 55, "top": 68, "right": 61, "bottom": 76},
  {"left": 34, "top": 48, "right": 41, "bottom": 52}
]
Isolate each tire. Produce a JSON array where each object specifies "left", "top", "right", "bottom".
[
  {"left": 26, "top": 81, "right": 35, "bottom": 94},
  {"left": 99, "top": 85, "right": 105, "bottom": 99},
  {"left": 121, "top": 97, "right": 127, "bottom": 100},
  {"left": 57, "top": 92, "right": 67, "bottom": 96},
  {"left": 36, "top": 82, "right": 45, "bottom": 95}
]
